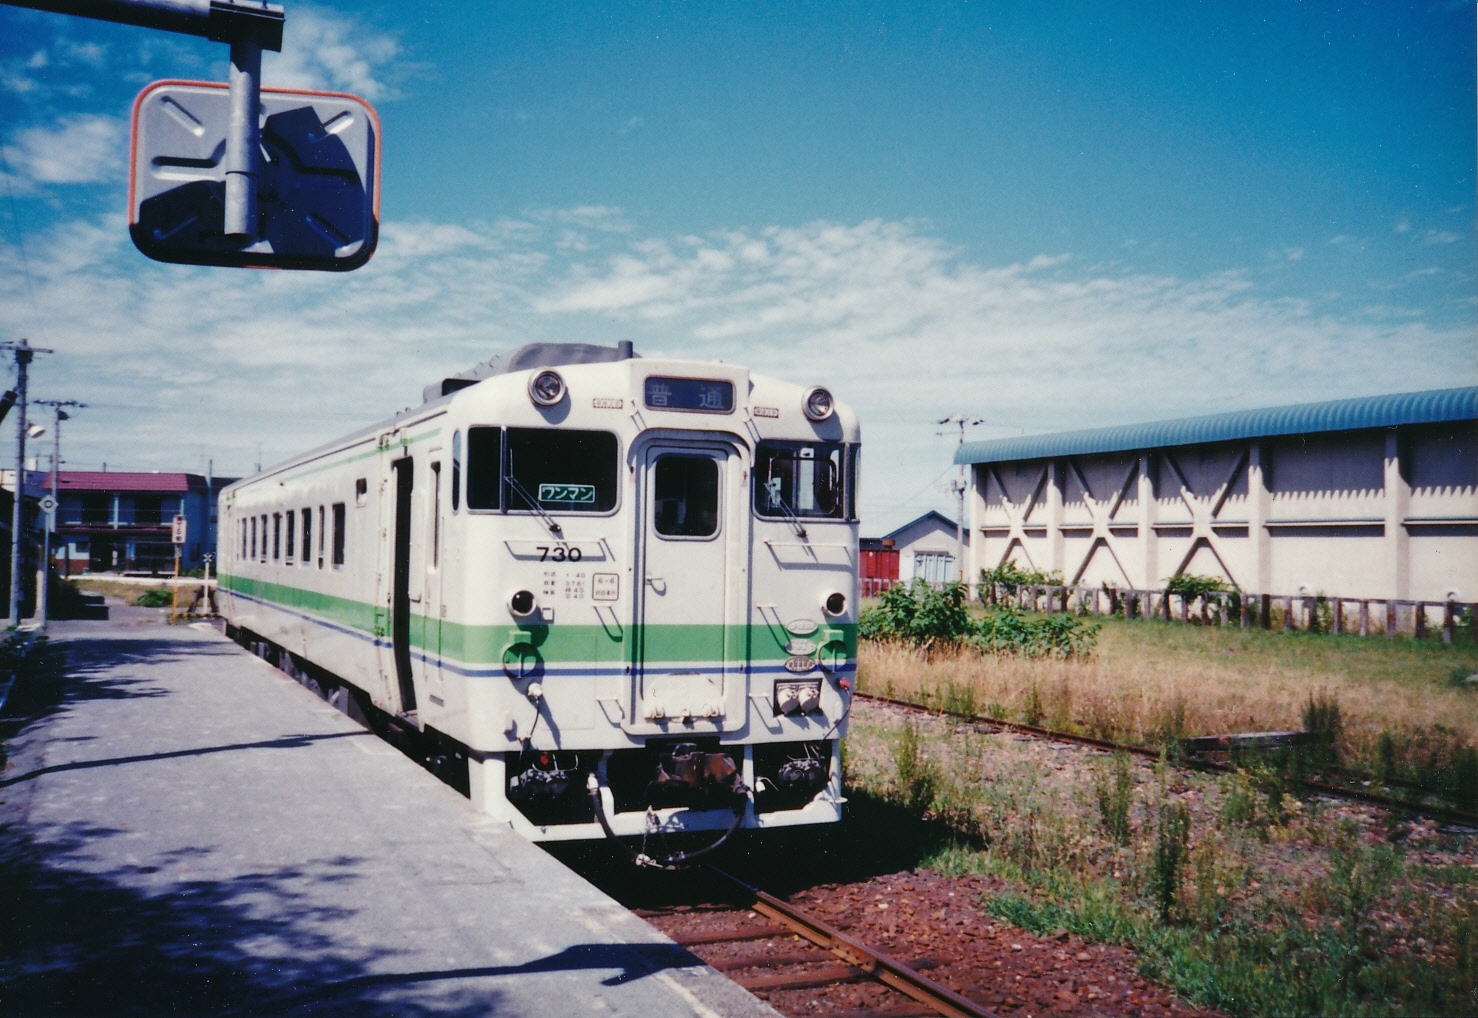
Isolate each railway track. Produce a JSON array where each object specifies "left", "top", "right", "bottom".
[
  {"left": 664, "top": 866, "right": 996, "bottom": 1018},
  {"left": 856, "top": 691, "right": 1478, "bottom": 828}
]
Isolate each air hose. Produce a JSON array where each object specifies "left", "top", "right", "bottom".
[{"left": 586, "top": 774, "right": 746, "bottom": 870}]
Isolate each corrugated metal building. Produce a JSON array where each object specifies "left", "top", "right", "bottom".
[{"left": 955, "top": 387, "right": 1477, "bottom": 603}]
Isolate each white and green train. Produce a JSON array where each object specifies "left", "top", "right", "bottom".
[{"left": 218, "top": 342, "right": 858, "bottom": 852}]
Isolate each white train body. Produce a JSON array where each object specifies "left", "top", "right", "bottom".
[{"left": 218, "top": 345, "right": 859, "bottom": 841}]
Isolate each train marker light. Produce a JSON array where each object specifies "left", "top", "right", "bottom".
[
  {"left": 803, "top": 386, "right": 835, "bottom": 422},
  {"left": 130, "top": 80, "right": 380, "bottom": 270},
  {"left": 528, "top": 370, "right": 567, "bottom": 407}
]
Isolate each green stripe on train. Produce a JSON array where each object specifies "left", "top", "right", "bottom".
[{"left": 219, "top": 573, "right": 856, "bottom": 665}]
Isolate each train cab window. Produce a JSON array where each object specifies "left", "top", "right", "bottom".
[
  {"left": 285, "top": 510, "right": 295, "bottom": 562},
  {"left": 317, "top": 505, "right": 325, "bottom": 569},
  {"left": 272, "top": 513, "right": 282, "bottom": 560},
  {"left": 653, "top": 455, "right": 719, "bottom": 538},
  {"left": 451, "top": 431, "right": 461, "bottom": 513},
  {"left": 301, "top": 508, "right": 312, "bottom": 563},
  {"left": 506, "top": 428, "right": 619, "bottom": 514},
  {"left": 355, "top": 478, "right": 368, "bottom": 506},
  {"left": 754, "top": 441, "right": 846, "bottom": 520},
  {"left": 465, "top": 426, "right": 501, "bottom": 510},
  {"left": 332, "top": 503, "right": 346, "bottom": 567}
]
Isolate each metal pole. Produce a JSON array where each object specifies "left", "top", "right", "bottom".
[
  {"left": 224, "top": 36, "right": 262, "bottom": 240},
  {"left": 8, "top": 341, "right": 31, "bottom": 627}
]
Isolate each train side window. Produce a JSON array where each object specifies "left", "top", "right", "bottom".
[
  {"left": 431, "top": 461, "right": 441, "bottom": 567},
  {"left": 506, "top": 428, "right": 619, "bottom": 514},
  {"left": 355, "top": 478, "right": 368, "bottom": 506},
  {"left": 301, "top": 508, "right": 312, "bottom": 564},
  {"left": 317, "top": 505, "right": 325, "bottom": 569},
  {"left": 451, "top": 430, "right": 461, "bottom": 513},
  {"left": 272, "top": 513, "right": 282, "bottom": 561},
  {"left": 260, "top": 514, "right": 268, "bottom": 560},
  {"left": 847, "top": 444, "right": 860, "bottom": 522},
  {"left": 250, "top": 515, "right": 257, "bottom": 559},
  {"left": 332, "top": 503, "right": 346, "bottom": 567},
  {"left": 241, "top": 519, "right": 248, "bottom": 559},
  {"left": 285, "top": 509, "right": 295, "bottom": 562},
  {"left": 465, "top": 426, "right": 501, "bottom": 510},
  {"left": 653, "top": 455, "right": 719, "bottom": 538}
]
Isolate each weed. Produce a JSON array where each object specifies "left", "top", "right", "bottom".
[
  {"left": 1022, "top": 682, "right": 1044, "bottom": 726},
  {"left": 1153, "top": 798, "right": 1192, "bottom": 923},
  {"left": 1152, "top": 695, "right": 1188, "bottom": 762},
  {"left": 1300, "top": 688, "right": 1342, "bottom": 771},
  {"left": 891, "top": 719, "right": 939, "bottom": 816},
  {"left": 941, "top": 680, "right": 976, "bottom": 719},
  {"left": 1093, "top": 753, "right": 1134, "bottom": 846}
]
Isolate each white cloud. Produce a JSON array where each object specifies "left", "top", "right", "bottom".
[
  {"left": 1, "top": 214, "right": 1469, "bottom": 532},
  {"left": 1423, "top": 229, "right": 1460, "bottom": 245},
  {"left": 0, "top": 114, "right": 124, "bottom": 184},
  {"left": 264, "top": 6, "right": 403, "bottom": 101}
]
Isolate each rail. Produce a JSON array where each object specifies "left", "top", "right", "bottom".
[{"left": 703, "top": 867, "right": 997, "bottom": 1018}]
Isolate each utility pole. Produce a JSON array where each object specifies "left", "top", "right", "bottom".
[
  {"left": 3, "top": 340, "right": 53, "bottom": 627},
  {"left": 35, "top": 400, "right": 83, "bottom": 629},
  {"left": 937, "top": 415, "right": 983, "bottom": 583}
]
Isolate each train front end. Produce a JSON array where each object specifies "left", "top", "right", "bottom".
[{"left": 439, "top": 353, "right": 859, "bottom": 847}]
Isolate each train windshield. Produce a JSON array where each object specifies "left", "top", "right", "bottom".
[
  {"left": 754, "top": 441, "right": 847, "bottom": 520},
  {"left": 506, "top": 428, "right": 619, "bottom": 513}
]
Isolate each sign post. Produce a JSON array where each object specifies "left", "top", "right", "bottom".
[{"left": 170, "top": 514, "right": 187, "bottom": 623}]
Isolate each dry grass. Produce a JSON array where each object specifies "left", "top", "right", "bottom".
[{"left": 857, "top": 615, "right": 1478, "bottom": 767}]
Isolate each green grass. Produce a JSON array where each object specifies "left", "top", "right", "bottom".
[{"left": 845, "top": 710, "right": 1478, "bottom": 1017}]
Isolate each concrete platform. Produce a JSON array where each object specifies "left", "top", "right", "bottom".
[{"left": 0, "top": 605, "right": 779, "bottom": 1018}]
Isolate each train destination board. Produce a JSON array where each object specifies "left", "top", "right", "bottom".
[{"left": 643, "top": 376, "right": 735, "bottom": 413}]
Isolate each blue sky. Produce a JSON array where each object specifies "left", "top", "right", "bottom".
[{"left": 1, "top": 1, "right": 1473, "bottom": 532}]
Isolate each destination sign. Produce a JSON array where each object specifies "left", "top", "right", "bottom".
[{"left": 643, "top": 376, "right": 735, "bottom": 414}]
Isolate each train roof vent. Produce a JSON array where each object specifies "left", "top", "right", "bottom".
[{"left": 423, "top": 340, "right": 637, "bottom": 403}]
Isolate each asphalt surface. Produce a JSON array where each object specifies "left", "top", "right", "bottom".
[{"left": 0, "top": 602, "right": 779, "bottom": 1018}]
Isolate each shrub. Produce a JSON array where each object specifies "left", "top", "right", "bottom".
[
  {"left": 861, "top": 581, "right": 1101, "bottom": 659},
  {"left": 977, "top": 562, "right": 1064, "bottom": 604},
  {"left": 133, "top": 588, "right": 173, "bottom": 608}
]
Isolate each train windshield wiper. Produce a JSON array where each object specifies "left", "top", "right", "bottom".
[{"left": 504, "top": 472, "right": 563, "bottom": 535}]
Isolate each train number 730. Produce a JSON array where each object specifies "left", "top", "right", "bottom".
[{"left": 537, "top": 544, "right": 583, "bottom": 563}]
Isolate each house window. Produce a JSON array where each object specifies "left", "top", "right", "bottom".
[
  {"left": 332, "top": 503, "right": 346, "bottom": 567},
  {"left": 912, "top": 552, "right": 955, "bottom": 585}
]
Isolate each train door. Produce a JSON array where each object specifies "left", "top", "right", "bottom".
[
  {"left": 390, "top": 456, "right": 417, "bottom": 714},
  {"left": 633, "top": 442, "right": 738, "bottom": 727}
]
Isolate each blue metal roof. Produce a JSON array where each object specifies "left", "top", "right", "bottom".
[{"left": 955, "top": 387, "right": 1478, "bottom": 466}]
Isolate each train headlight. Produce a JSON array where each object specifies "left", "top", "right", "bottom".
[
  {"left": 802, "top": 386, "right": 834, "bottom": 421},
  {"left": 529, "top": 370, "right": 566, "bottom": 407},
  {"left": 825, "top": 592, "right": 846, "bottom": 616},
  {"left": 509, "top": 590, "right": 536, "bottom": 616}
]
